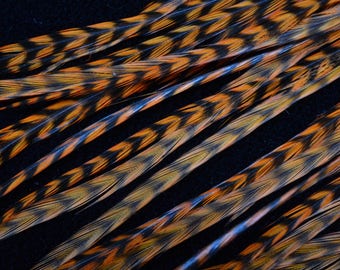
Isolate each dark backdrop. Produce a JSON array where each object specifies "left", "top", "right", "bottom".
[{"left": 0, "top": 1, "right": 339, "bottom": 269}]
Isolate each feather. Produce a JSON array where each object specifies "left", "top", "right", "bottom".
[
  {"left": 193, "top": 175, "right": 340, "bottom": 270},
  {"left": 33, "top": 66, "right": 340, "bottom": 268},
  {"left": 176, "top": 171, "right": 340, "bottom": 270},
  {"left": 55, "top": 136, "right": 339, "bottom": 270},
  {"left": 276, "top": 232, "right": 340, "bottom": 269},
  {"left": 248, "top": 199, "right": 340, "bottom": 269},
  {"left": 0, "top": 1, "right": 339, "bottom": 269},
  {"left": 0, "top": 6, "right": 338, "bottom": 101},
  {"left": 2, "top": 32, "right": 329, "bottom": 196},
  {"left": 0, "top": 0, "right": 204, "bottom": 76},
  {"left": 49, "top": 104, "right": 340, "bottom": 270},
  {"left": 204, "top": 178, "right": 340, "bottom": 270},
  {"left": 1, "top": 38, "right": 302, "bottom": 167}
]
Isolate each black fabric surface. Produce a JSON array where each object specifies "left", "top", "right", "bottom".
[{"left": 0, "top": 1, "right": 339, "bottom": 269}]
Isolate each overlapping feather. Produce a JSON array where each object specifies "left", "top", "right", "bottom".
[{"left": 0, "top": 1, "right": 339, "bottom": 269}]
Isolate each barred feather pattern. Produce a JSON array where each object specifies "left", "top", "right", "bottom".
[
  {"left": 32, "top": 68, "right": 340, "bottom": 268},
  {"left": 202, "top": 174, "right": 340, "bottom": 270},
  {"left": 0, "top": 1, "right": 339, "bottom": 270},
  {"left": 2, "top": 32, "right": 338, "bottom": 197},
  {"left": 49, "top": 104, "right": 340, "bottom": 269}
]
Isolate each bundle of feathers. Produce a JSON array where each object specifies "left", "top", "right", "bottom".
[{"left": 0, "top": 0, "right": 339, "bottom": 269}]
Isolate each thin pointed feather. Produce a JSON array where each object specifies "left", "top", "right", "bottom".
[{"left": 35, "top": 68, "right": 340, "bottom": 268}]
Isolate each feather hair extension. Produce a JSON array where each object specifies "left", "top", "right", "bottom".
[
  {"left": 0, "top": 92, "right": 112, "bottom": 165},
  {"left": 0, "top": 1, "right": 339, "bottom": 269},
  {"left": 1, "top": 1, "right": 259, "bottom": 136},
  {"left": 54, "top": 134, "right": 339, "bottom": 270},
  {"left": 276, "top": 232, "right": 340, "bottom": 269},
  {"left": 203, "top": 178, "right": 340, "bottom": 270},
  {"left": 202, "top": 176, "right": 340, "bottom": 269},
  {"left": 46, "top": 103, "right": 340, "bottom": 269},
  {"left": 60, "top": 0, "right": 326, "bottom": 71},
  {"left": 31, "top": 65, "right": 340, "bottom": 268},
  {"left": 177, "top": 173, "right": 340, "bottom": 270},
  {"left": 113, "top": 148, "right": 340, "bottom": 270},
  {"left": 2, "top": 61, "right": 338, "bottom": 251},
  {"left": 0, "top": 95, "right": 235, "bottom": 238},
  {"left": 0, "top": 39, "right": 305, "bottom": 167},
  {"left": 248, "top": 199, "right": 340, "bottom": 269},
  {"left": 2, "top": 38, "right": 335, "bottom": 227},
  {"left": 0, "top": 6, "right": 338, "bottom": 102},
  {"left": 69, "top": 159, "right": 339, "bottom": 270},
  {"left": 176, "top": 184, "right": 340, "bottom": 270},
  {"left": 0, "top": 38, "right": 318, "bottom": 192},
  {"left": 3, "top": 75, "right": 338, "bottom": 225},
  {"left": 2, "top": 0, "right": 330, "bottom": 76},
  {"left": 1, "top": 38, "right": 337, "bottom": 235},
  {"left": 61, "top": 0, "right": 263, "bottom": 70},
  {"left": 0, "top": 0, "right": 205, "bottom": 76},
  {"left": 2, "top": 32, "right": 337, "bottom": 197}
]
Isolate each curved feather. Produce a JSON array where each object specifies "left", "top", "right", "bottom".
[
  {"left": 0, "top": 39, "right": 300, "bottom": 167},
  {"left": 0, "top": 0, "right": 208, "bottom": 76},
  {"left": 2, "top": 44, "right": 298, "bottom": 219},
  {"left": 178, "top": 172, "right": 340, "bottom": 270},
  {"left": 2, "top": 32, "right": 327, "bottom": 196},
  {"left": 61, "top": 0, "right": 262, "bottom": 70},
  {"left": 276, "top": 232, "right": 340, "bottom": 269},
  {"left": 0, "top": 1, "right": 339, "bottom": 269},
  {"left": 0, "top": 92, "right": 113, "bottom": 165},
  {"left": 203, "top": 178, "right": 340, "bottom": 270},
  {"left": 0, "top": 92, "right": 237, "bottom": 239},
  {"left": 34, "top": 66, "right": 340, "bottom": 268},
  {"left": 1, "top": 38, "right": 336, "bottom": 220},
  {"left": 52, "top": 103, "right": 340, "bottom": 270},
  {"left": 248, "top": 198, "right": 340, "bottom": 269},
  {"left": 61, "top": 0, "right": 321, "bottom": 71},
  {"left": 56, "top": 133, "right": 339, "bottom": 270},
  {"left": 0, "top": 6, "right": 338, "bottom": 101}
]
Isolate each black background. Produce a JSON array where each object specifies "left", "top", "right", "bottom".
[{"left": 0, "top": 1, "right": 339, "bottom": 269}]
